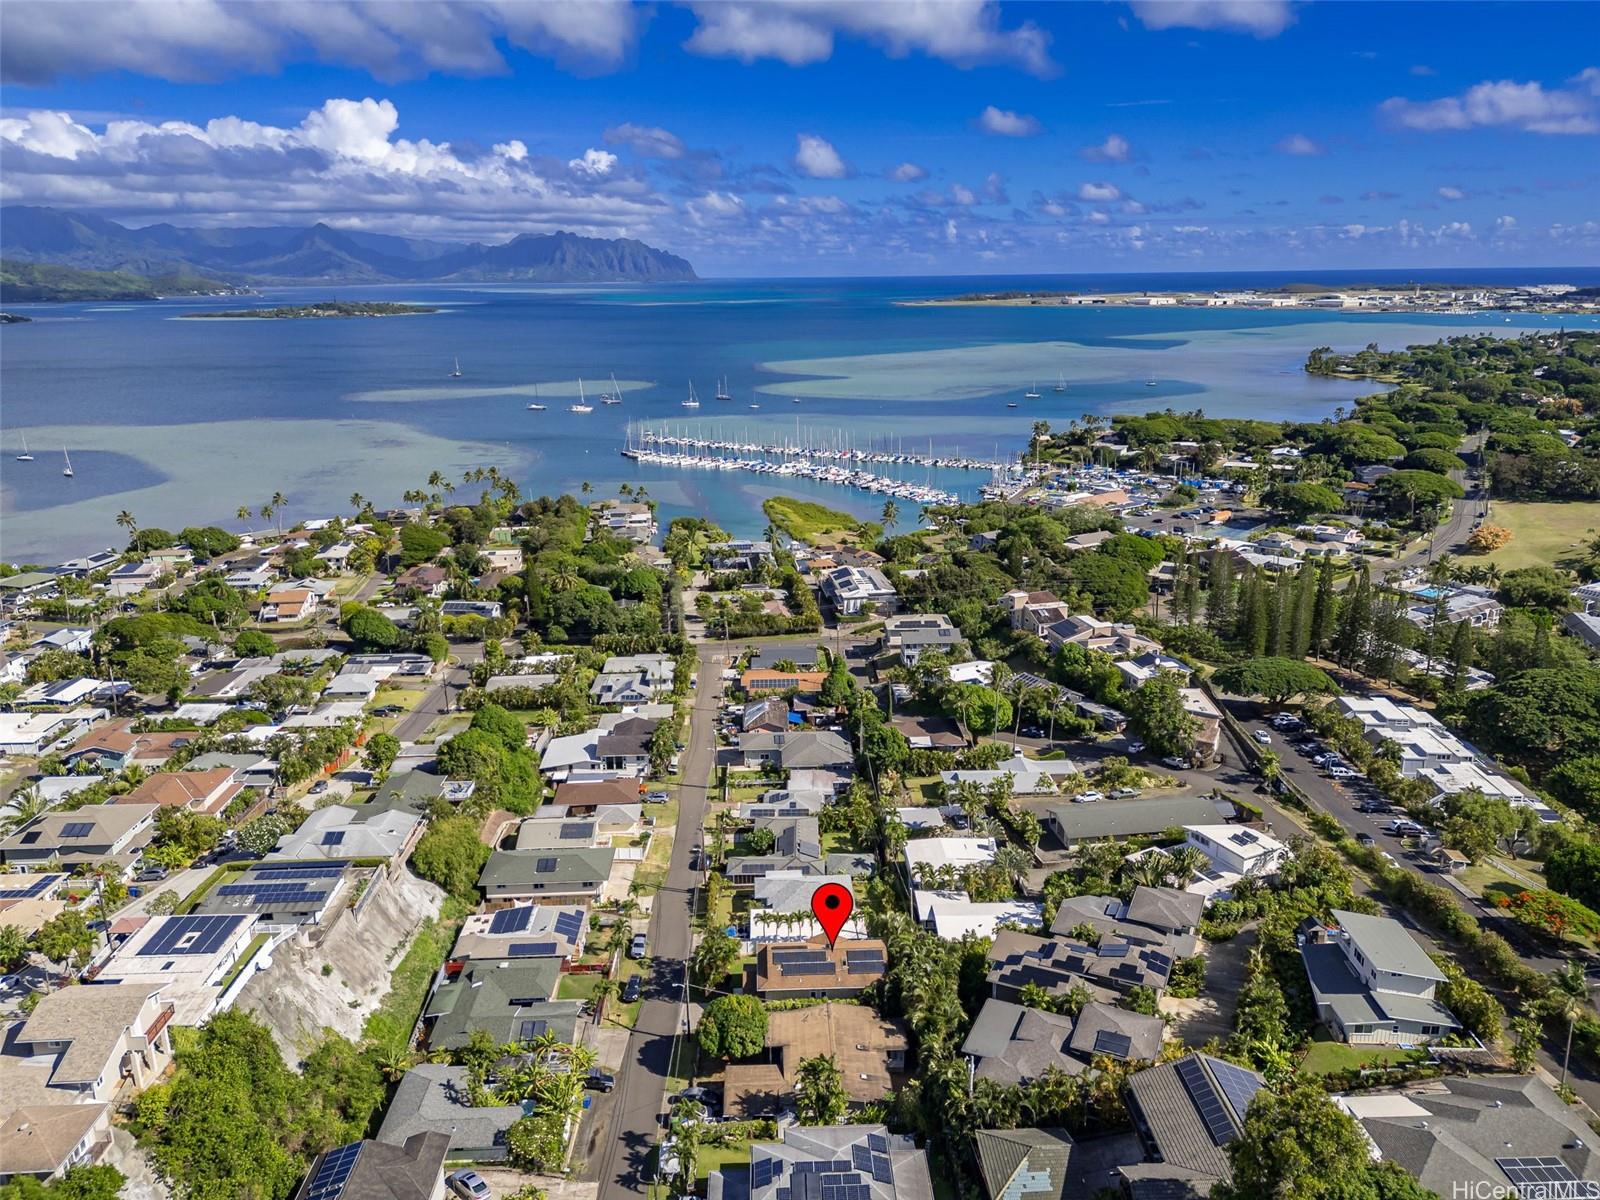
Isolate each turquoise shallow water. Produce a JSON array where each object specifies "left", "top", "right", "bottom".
[{"left": 3, "top": 271, "right": 1597, "bottom": 560}]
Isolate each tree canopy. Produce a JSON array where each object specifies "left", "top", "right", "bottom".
[{"left": 1213, "top": 657, "right": 1337, "bottom": 705}]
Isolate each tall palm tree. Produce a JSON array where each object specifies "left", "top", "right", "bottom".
[
  {"left": 270, "top": 491, "right": 287, "bottom": 534},
  {"left": 0, "top": 789, "right": 46, "bottom": 834},
  {"left": 1552, "top": 961, "right": 1592, "bottom": 1089},
  {"left": 349, "top": 492, "right": 367, "bottom": 515},
  {"left": 881, "top": 499, "right": 900, "bottom": 532},
  {"left": 116, "top": 510, "right": 138, "bottom": 540},
  {"left": 236, "top": 504, "right": 252, "bottom": 531}
]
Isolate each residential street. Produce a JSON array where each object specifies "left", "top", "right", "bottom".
[
  {"left": 591, "top": 644, "right": 725, "bottom": 1200},
  {"left": 1377, "top": 432, "right": 1489, "bottom": 579}
]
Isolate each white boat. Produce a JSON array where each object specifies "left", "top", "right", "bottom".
[
  {"left": 62, "top": 448, "right": 74, "bottom": 478},
  {"left": 450, "top": 356, "right": 462, "bottom": 378},
  {"left": 749, "top": 402, "right": 760, "bottom": 410},
  {"left": 682, "top": 380, "right": 701, "bottom": 409},
  {"left": 1146, "top": 379, "right": 1157, "bottom": 387},
  {"left": 527, "top": 383, "right": 546, "bottom": 411},
  {"left": 1054, "top": 372, "right": 1066, "bottom": 393},
  {"left": 601, "top": 372, "right": 623, "bottom": 404},
  {"left": 1025, "top": 382, "right": 1041, "bottom": 399},
  {"left": 16, "top": 434, "right": 33, "bottom": 462},
  {"left": 792, "top": 396, "right": 802, "bottom": 404},
  {"left": 569, "top": 378, "right": 594, "bottom": 414},
  {"left": 715, "top": 375, "right": 733, "bottom": 401},
  {"left": 1007, "top": 401, "right": 1019, "bottom": 408}
]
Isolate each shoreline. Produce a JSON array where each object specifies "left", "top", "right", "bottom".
[{"left": 900, "top": 284, "right": 1598, "bottom": 317}]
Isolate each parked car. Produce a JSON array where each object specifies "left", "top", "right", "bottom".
[
  {"left": 372, "top": 704, "right": 403, "bottom": 716},
  {"left": 1356, "top": 833, "right": 1376, "bottom": 846},
  {"left": 629, "top": 932, "right": 648, "bottom": 959},
  {"left": 586, "top": 1068, "right": 617, "bottom": 1092},
  {"left": 135, "top": 865, "right": 168, "bottom": 883},
  {"left": 622, "top": 975, "right": 643, "bottom": 1003},
  {"left": 1125, "top": 739, "right": 1146, "bottom": 754},
  {"left": 308, "top": 780, "right": 329, "bottom": 795},
  {"left": 1161, "top": 756, "right": 1188, "bottom": 770},
  {"left": 1073, "top": 790, "right": 1105, "bottom": 804},
  {"left": 446, "top": 1171, "right": 490, "bottom": 1200},
  {"left": 645, "top": 790, "right": 669, "bottom": 803},
  {"left": 1327, "top": 766, "right": 1360, "bottom": 780},
  {"left": 1110, "top": 787, "right": 1140, "bottom": 799},
  {"left": 1252, "top": 729, "right": 1272, "bottom": 745},
  {"left": 672, "top": 1086, "right": 722, "bottom": 1116}
]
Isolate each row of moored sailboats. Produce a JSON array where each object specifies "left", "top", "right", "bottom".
[{"left": 13, "top": 435, "right": 71, "bottom": 476}]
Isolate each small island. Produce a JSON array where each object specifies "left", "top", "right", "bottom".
[{"left": 183, "top": 301, "right": 439, "bottom": 319}]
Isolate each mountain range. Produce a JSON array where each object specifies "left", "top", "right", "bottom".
[{"left": 0, "top": 206, "right": 697, "bottom": 284}]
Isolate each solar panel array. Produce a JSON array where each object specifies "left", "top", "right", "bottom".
[
  {"left": 0, "top": 875, "right": 58, "bottom": 899},
  {"left": 216, "top": 865, "right": 341, "bottom": 908},
  {"left": 1097, "top": 942, "right": 1129, "bottom": 958},
  {"left": 143, "top": 914, "right": 242, "bottom": 957},
  {"left": 780, "top": 961, "right": 835, "bottom": 977},
  {"left": 304, "top": 1142, "right": 362, "bottom": 1200},
  {"left": 1093, "top": 1029, "right": 1133, "bottom": 1059},
  {"left": 490, "top": 906, "right": 534, "bottom": 935},
  {"left": 867, "top": 1135, "right": 888, "bottom": 1154},
  {"left": 560, "top": 822, "right": 592, "bottom": 839},
  {"left": 1495, "top": 1157, "right": 1585, "bottom": 1196},
  {"left": 60, "top": 822, "right": 94, "bottom": 838},
  {"left": 552, "top": 910, "right": 585, "bottom": 940},
  {"left": 257, "top": 863, "right": 348, "bottom": 878},
  {"left": 845, "top": 949, "right": 884, "bottom": 974},
  {"left": 1174, "top": 1057, "right": 1242, "bottom": 1147},
  {"left": 517, "top": 1018, "right": 549, "bottom": 1040},
  {"left": 321, "top": 831, "right": 345, "bottom": 846},
  {"left": 535, "top": 857, "right": 558, "bottom": 874},
  {"left": 1208, "top": 1059, "right": 1265, "bottom": 1127},
  {"left": 509, "top": 941, "right": 560, "bottom": 957},
  {"left": 773, "top": 948, "right": 830, "bottom": 964}
]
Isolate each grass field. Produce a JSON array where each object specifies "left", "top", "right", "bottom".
[
  {"left": 761, "top": 496, "right": 874, "bottom": 544},
  {"left": 1298, "top": 1036, "right": 1427, "bottom": 1075},
  {"left": 1479, "top": 500, "right": 1600, "bottom": 571}
]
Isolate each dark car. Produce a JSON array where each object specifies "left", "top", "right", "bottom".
[
  {"left": 372, "top": 704, "right": 403, "bottom": 716},
  {"left": 622, "top": 975, "right": 642, "bottom": 1003},
  {"left": 672, "top": 1086, "right": 721, "bottom": 1115},
  {"left": 586, "top": 1068, "right": 616, "bottom": 1092},
  {"left": 309, "top": 780, "right": 329, "bottom": 795}
]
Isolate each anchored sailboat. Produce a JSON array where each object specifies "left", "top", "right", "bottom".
[
  {"left": 682, "top": 381, "right": 700, "bottom": 409},
  {"left": 569, "top": 379, "right": 594, "bottom": 413},
  {"left": 1025, "top": 381, "right": 1041, "bottom": 399},
  {"left": 16, "top": 435, "right": 33, "bottom": 462},
  {"left": 527, "top": 383, "right": 546, "bottom": 411},
  {"left": 601, "top": 372, "right": 623, "bottom": 405},
  {"left": 450, "top": 356, "right": 462, "bottom": 378},
  {"left": 1054, "top": 371, "right": 1066, "bottom": 393},
  {"left": 62, "top": 448, "right": 74, "bottom": 478},
  {"left": 715, "top": 375, "right": 733, "bottom": 401}
]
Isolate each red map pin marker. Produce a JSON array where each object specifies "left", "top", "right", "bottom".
[{"left": 811, "top": 883, "right": 854, "bottom": 948}]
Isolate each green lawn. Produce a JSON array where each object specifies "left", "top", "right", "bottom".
[
  {"left": 1298, "top": 1036, "right": 1427, "bottom": 1075},
  {"left": 761, "top": 496, "right": 873, "bottom": 544},
  {"left": 557, "top": 971, "right": 606, "bottom": 1001},
  {"left": 1480, "top": 500, "right": 1600, "bottom": 572},
  {"left": 696, "top": 1144, "right": 752, "bottom": 1183}
]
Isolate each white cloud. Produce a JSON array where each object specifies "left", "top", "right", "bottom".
[
  {"left": 950, "top": 183, "right": 978, "bottom": 206},
  {"left": 603, "top": 123, "right": 687, "bottom": 160},
  {"left": 890, "top": 161, "right": 927, "bottom": 182},
  {"left": 1437, "top": 185, "right": 1465, "bottom": 201},
  {"left": 1380, "top": 75, "right": 1600, "bottom": 135},
  {"left": 1078, "top": 181, "right": 1122, "bottom": 202},
  {"left": 0, "top": 0, "right": 638, "bottom": 84},
  {"left": 569, "top": 148, "right": 617, "bottom": 177},
  {"left": 1496, "top": 214, "right": 1517, "bottom": 230},
  {"left": 1275, "top": 132, "right": 1324, "bottom": 156},
  {"left": 983, "top": 172, "right": 1007, "bottom": 203},
  {"left": 687, "top": 191, "right": 745, "bottom": 224},
  {"left": 1087, "top": 210, "right": 1111, "bottom": 224},
  {"left": 1127, "top": 0, "right": 1295, "bottom": 38},
  {"left": 977, "top": 105, "right": 1041, "bottom": 137},
  {"left": 793, "top": 133, "right": 848, "bottom": 178},
  {"left": 683, "top": 1, "right": 1054, "bottom": 75},
  {"left": 1081, "top": 133, "right": 1131, "bottom": 162},
  {"left": 0, "top": 97, "right": 666, "bottom": 238}
]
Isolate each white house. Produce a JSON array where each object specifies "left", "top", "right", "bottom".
[
  {"left": 820, "top": 565, "right": 898, "bottom": 616},
  {"left": 1181, "top": 824, "right": 1288, "bottom": 879},
  {"left": 1300, "top": 909, "right": 1459, "bottom": 1045},
  {"left": 904, "top": 837, "right": 997, "bottom": 885},
  {"left": 912, "top": 890, "right": 1043, "bottom": 940}
]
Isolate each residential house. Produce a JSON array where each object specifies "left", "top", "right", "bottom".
[
  {"left": 1334, "top": 697, "right": 1478, "bottom": 777},
  {"left": 0, "top": 572, "right": 61, "bottom": 610},
  {"left": 723, "top": 1003, "right": 908, "bottom": 1117},
  {"left": 441, "top": 600, "right": 502, "bottom": 620},
  {"left": 972, "top": 1129, "right": 1075, "bottom": 1200},
  {"left": 1050, "top": 886, "right": 1203, "bottom": 952},
  {"left": 105, "top": 560, "right": 162, "bottom": 598},
  {"left": 1114, "top": 653, "right": 1192, "bottom": 691},
  {"left": 962, "top": 997, "right": 1162, "bottom": 1085},
  {"left": 741, "top": 668, "right": 828, "bottom": 695},
  {"left": 738, "top": 729, "right": 853, "bottom": 772},
  {"left": 449, "top": 904, "right": 588, "bottom": 963},
  {"left": 15, "top": 679, "right": 125, "bottom": 709},
  {"left": 1040, "top": 614, "right": 1160, "bottom": 659},
  {"left": 819, "top": 565, "right": 898, "bottom": 616},
  {"left": 0, "top": 803, "right": 158, "bottom": 871},
  {"left": 1178, "top": 688, "right": 1223, "bottom": 763},
  {"left": 421, "top": 960, "right": 582, "bottom": 1051},
  {"left": 61, "top": 721, "right": 197, "bottom": 772},
  {"left": 912, "top": 891, "right": 1043, "bottom": 941},
  {"left": 258, "top": 587, "right": 318, "bottom": 623},
  {"left": 267, "top": 805, "right": 423, "bottom": 864},
  {"left": 1335, "top": 1075, "right": 1600, "bottom": 1198},
  {"left": 395, "top": 565, "right": 448, "bottom": 597},
  {"left": 708, "top": 540, "right": 774, "bottom": 572},
  {"left": 92, "top": 913, "right": 265, "bottom": 1025},
  {"left": 890, "top": 714, "right": 967, "bottom": 750},
  {"left": 194, "top": 860, "right": 358, "bottom": 927},
  {"left": 591, "top": 653, "right": 675, "bottom": 705},
  {"left": 550, "top": 779, "right": 643, "bottom": 809},
  {"left": 115, "top": 768, "right": 243, "bottom": 816},
  {"left": 1180, "top": 824, "right": 1289, "bottom": 887},
  {"left": 1046, "top": 795, "right": 1234, "bottom": 847},
  {"left": 1300, "top": 909, "right": 1459, "bottom": 1044},
  {"left": 986, "top": 924, "right": 1182, "bottom": 1002},
  {"left": 477, "top": 847, "right": 616, "bottom": 904},
  {"left": 881, "top": 614, "right": 965, "bottom": 665},
  {"left": 751, "top": 645, "right": 822, "bottom": 670},
  {"left": 940, "top": 754, "right": 1080, "bottom": 796},
  {"left": 291, "top": 1134, "right": 449, "bottom": 1200},
  {"left": 375, "top": 1065, "right": 525, "bottom": 1164},
  {"left": 713, "top": 1126, "right": 931, "bottom": 1200},
  {"left": 903, "top": 836, "right": 997, "bottom": 886},
  {"left": 754, "top": 938, "right": 891, "bottom": 999},
  {"left": 748, "top": 873, "right": 867, "bottom": 943},
  {"left": 1403, "top": 588, "right": 1502, "bottom": 631},
  {"left": 742, "top": 697, "right": 792, "bottom": 734},
  {"left": 31, "top": 628, "right": 92, "bottom": 655},
  {"left": 2, "top": 982, "right": 175, "bottom": 1102},
  {"left": 589, "top": 499, "right": 656, "bottom": 543},
  {"left": 1121, "top": 1053, "right": 1266, "bottom": 1194},
  {"left": 514, "top": 816, "right": 604, "bottom": 850},
  {"left": 1000, "top": 591, "right": 1073, "bottom": 636},
  {"left": 224, "top": 566, "right": 274, "bottom": 592}
]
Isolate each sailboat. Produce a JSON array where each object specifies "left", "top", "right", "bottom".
[
  {"left": 601, "top": 372, "right": 623, "bottom": 405},
  {"left": 682, "top": 381, "right": 700, "bottom": 409},
  {"left": 569, "top": 378, "right": 594, "bottom": 414},
  {"left": 15, "top": 434, "right": 33, "bottom": 462},
  {"left": 62, "top": 448, "right": 74, "bottom": 478},
  {"left": 792, "top": 396, "right": 802, "bottom": 404},
  {"left": 1146, "top": 378, "right": 1158, "bottom": 387},
  {"left": 1007, "top": 401, "right": 1019, "bottom": 408},
  {"left": 1054, "top": 371, "right": 1067, "bottom": 393},
  {"left": 527, "top": 383, "right": 546, "bottom": 411},
  {"left": 449, "top": 356, "right": 462, "bottom": 378},
  {"left": 715, "top": 375, "right": 733, "bottom": 401},
  {"left": 1025, "top": 381, "right": 1041, "bottom": 399},
  {"left": 749, "top": 402, "right": 760, "bottom": 410}
]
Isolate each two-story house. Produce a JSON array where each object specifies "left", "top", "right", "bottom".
[
  {"left": 880, "top": 613, "right": 966, "bottom": 666},
  {"left": 1300, "top": 909, "right": 1459, "bottom": 1044}
]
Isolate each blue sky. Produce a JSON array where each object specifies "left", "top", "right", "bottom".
[{"left": 1, "top": 0, "right": 1597, "bottom": 275}]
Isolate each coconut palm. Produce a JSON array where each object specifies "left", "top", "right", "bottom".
[
  {"left": 0, "top": 788, "right": 46, "bottom": 834},
  {"left": 349, "top": 492, "right": 367, "bottom": 515},
  {"left": 116, "top": 510, "right": 138, "bottom": 539},
  {"left": 881, "top": 499, "right": 900, "bottom": 532},
  {"left": 270, "top": 491, "right": 287, "bottom": 533},
  {"left": 1551, "top": 960, "right": 1593, "bottom": 1089},
  {"left": 236, "top": 504, "right": 252, "bottom": 531}
]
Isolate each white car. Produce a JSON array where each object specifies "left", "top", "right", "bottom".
[
  {"left": 1110, "top": 787, "right": 1140, "bottom": 798},
  {"left": 1073, "top": 790, "right": 1105, "bottom": 803},
  {"left": 1328, "top": 766, "right": 1360, "bottom": 780},
  {"left": 1125, "top": 739, "right": 1146, "bottom": 754},
  {"left": 1252, "top": 729, "right": 1272, "bottom": 745}
]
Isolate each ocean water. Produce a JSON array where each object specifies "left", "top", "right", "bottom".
[{"left": 3, "top": 271, "right": 1598, "bottom": 561}]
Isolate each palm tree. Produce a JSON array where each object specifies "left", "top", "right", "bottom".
[
  {"left": 0, "top": 789, "right": 46, "bottom": 835},
  {"left": 349, "top": 492, "right": 367, "bottom": 516},
  {"left": 580, "top": 480, "right": 592, "bottom": 496},
  {"left": 549, "top": 563, "right": 582, "bottom": 593},
  {"left": 270, "top": 491, "right": 287, "bottom": 533},
  {"left": 1551, "top": 961, "right": 1592, "bottom": 1089},
  {"left": 116, "top": 510, "right": 138, "bottom": 540},
  {"left": 881, "top": 499, "right": 900, "bottom": 533},
  {"left": 236, "top": 504, "right": 252, "bottom": 531}
]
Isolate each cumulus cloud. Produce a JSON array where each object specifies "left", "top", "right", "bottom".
[
  {"left": 0, "top": 0, "right": 638, "bottom": 84},
  {"left": 1081, "top": 133, "right": 1132, "bottom": 162},
  {"left": 683, "top": 1, "right": 1054, "bottom": 75},
  {"left": 950, "top": 183, "right": 978, "bottom": 206},
  {"left": 1127, "top": 0, "right": 1295, "bottom": 37},
  {"left": 890, "top": 161, "right": 927, "bottom": 182},
  {"left": 0, "top": 97, "right": 666, "bottom": 237},
  {"left": 1437, "top": 185, "right": 1465, "bottom": 201},
  {"left": 603, "top": 123, "right": 687, "bottom": 160},
  {"left": 793, "top": 132, "right": 848, "bottom": 178},
  {"left": 1496, "top": 214, "right": 1517, "bottom": 230},
  {"left": 1275, "top": 132, "right": 1324, "bottom": 156},
  {"left": 977, "top": 105, "right": 1041, "bottom": 136},
  {"left": 1380, "top": 74, "right": 1600, "bottom": 135},
  {"left": 1078, "top": 181, "right": 1123, "bottom": 202}
]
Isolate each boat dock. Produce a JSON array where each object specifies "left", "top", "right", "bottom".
[{"left": 630, "top": 427, "right": 1010, "bottom": 472}]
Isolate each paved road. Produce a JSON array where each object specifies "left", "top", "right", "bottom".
[
  {"left": 392, "top": 658, "right": 475, "bottom": 743},
  {"left": 1377, "top": 432, "right": 1489, "bottom": 580},
  {"left": 593, "top": 644, "right": 725, "bottom": 1200}
]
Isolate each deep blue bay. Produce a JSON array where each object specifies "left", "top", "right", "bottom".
[{"left": 4, "top": 269, "right": 1599, "bottom": 561}]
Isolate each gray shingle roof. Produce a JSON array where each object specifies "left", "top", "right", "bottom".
[
  {"left": 1330, "top": 909, "right": 1447, "bottom": 982},
  {"left": 1048, "top": 795, "right": 1233, "bottom": 842},
  {"left": 1125, "top": 1054, "right": 1264, "bottom": 1184},
  {"left": 973, "top": 1128, "right": 1074, "bottom": 1200},
  {"left": 376, "top": 1064, "right": 524, "bottom": 1158}
]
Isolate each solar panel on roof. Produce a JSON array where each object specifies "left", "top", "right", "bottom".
[
  {"left": 560, "top": 822, "right": 590, "bottom": 839},
  {"left": 489, "top": 906, "right": 534, "bottom": 935},
  {"left": 772, "top": 948, "right": 830, "bottom": 964},
  {"left": 780, "top": 961, "right": 835, "bottom": 977},
  {"left": 851, "top": 1146, "right": 872, "bottom": 1172},
  {"left": 1098, "top": 942, "right": 1130, "bottom": 958},
  {"left": 1208, "top": 1058, "right": 1264, "bottom": 1124},
  {"left": 0, "top": 875, "right": 57, "bottom": 899},
  {"left": 1093, "top": 1029, "right": 1133, "bottom": 1059},
  {"left": 305, "top": 1142, "right": 362, "bottom": 1200},
  {"left": 1175, "top": 1057, "right": 1237, "bottom": 1147},
  {"left": 866, "top": 1134, "right": 888, "bottom": 1154},
  {"left": 753, "top": 1159, "right": 776, "bottom": 1190},
  {"left": 553, "top": 911, "right": 585, "bottom": 938},
  {"left": 60, "top": 822, "right": 94, "bottom": 838},
  {"left": 509, "top": 941, "right": 560, "bottom": 957},
  {"left": 321, "top": 831, "right": 345, "bottom": 846},
  {"left": 1495, "top": 1157, "right": 1584, "bottom": 1194},
  {"left": 144, "top": 914, "right": 240, "bottom": 957},
  {"left": 536, "top": 857, "right": 558, "bottom": 873},
  {"left": 870, "top": 1156, "right": 893, "bottom": 1184},
  {"left": 518, "top": 1019, "right": 549, "bottom": 1040}
]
